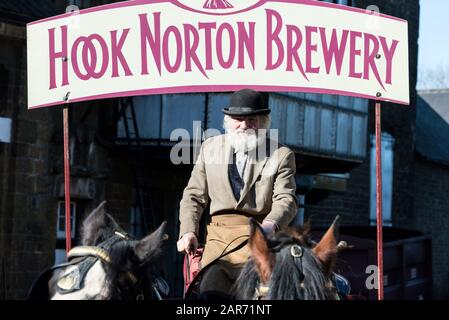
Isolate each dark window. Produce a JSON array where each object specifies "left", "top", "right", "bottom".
[
  {"left": 56, "top": 201, "right": 76, "bottom": 239},
  {"left": 0, "top": 64, "right": 9, "bottom": 113},
  {"left": 55, "top": 201, "right": 76, "bottom": 264}
]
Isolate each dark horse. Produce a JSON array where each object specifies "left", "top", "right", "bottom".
[
  {"left": 234, "top": 217, "right": 342, "bottom": 300},
  {"left": 28, "top": 201, "right": 168, "bottom": 300}
]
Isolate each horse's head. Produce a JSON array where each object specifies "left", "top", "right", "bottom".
[
  {"left": 47, "top": 201, "right": 168, "bottom": 300},
  {"left": 234, "top": 216, "right": 340, "bottom": 300}
]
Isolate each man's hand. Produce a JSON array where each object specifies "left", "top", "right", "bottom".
[
  {"left": 176, "top": 232, "right": 199, "bottom": 255},
  {"left": 261, "top": 220, "right": 277, "bottom": 237}
]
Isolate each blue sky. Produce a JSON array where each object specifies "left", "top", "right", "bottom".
[{"left": 418, "top": 0, "right": 449, "bottom": 73}]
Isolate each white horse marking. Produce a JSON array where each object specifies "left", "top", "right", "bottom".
[{"left": 51, "top": 261, "right": 110, "bottom": 300}]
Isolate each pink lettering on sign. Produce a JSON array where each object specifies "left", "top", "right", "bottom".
[
  {"left": 320, "top": 28, "right": 348, "bottom": 76},
  {"left": 216, "top": 23, "right": 236, "bottom": 69},
  {"left": 305, "top": 26, "right": 320, "bottom": 74},
  {"left": 138, "top": 12, "right": 256, "bottom": 78},
  {"left": 266, "top": 9, "right": 283, "bottom": 70},
  {"left": 71, "top": 34, "right": 109, "bottom": 80},
  {"left": 363, "top": 32, "right": 384, "bottom": 90},
  {"left": 48, "top": 25, "right": 69, "bottom": 89},
  {"left": 48, "top": 26, "right": 133, "bottom": 86},
  {"left": 162, "top": 26, "right": 182, "bottom": 73},
  {"left": 183, "top": 24, "right": 208, "bottom": 78},
  {"left": 349, "top": 30, "right": 363, "bottom": 79},
  {"left": 380, "top": 36, "right": 399, "bottom": 85},
  {"left": 285, "top": 25, "right": 308, "bottom": 81},
  {"left": 140, "top": 12, "right": 162, "bottom": 76},
  {"left": 45, "top": 9, "right": 401, "bottom": 96},
  {"left": 237, "top": 22, "right": 255, "bottom": 70},
  {"left": 110, "top": 28, "right": 133, "bottom": 78},
  {"left": 198, "top": 22, "right": 216, "bottom": 70}
]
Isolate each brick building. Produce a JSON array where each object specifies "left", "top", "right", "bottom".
[
  {"left": 2, "top": 0, "right": 446, "bottom": 300},
  {"left": 0, "top": 0, "right": 60, "bottom": 299},
  {"left": 413, "top": 90, "right": 449, "bottom": 298}
]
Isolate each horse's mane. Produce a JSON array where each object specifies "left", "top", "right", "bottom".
[
  {"left": 234, "top": 227, "right": 336, "bottom": 300},
  {"left": 232, "top": 259, "right": 260, "bottom": 299}
]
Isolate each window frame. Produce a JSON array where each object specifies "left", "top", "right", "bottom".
[{"left": 56, "top": 201, "right": 77, "bottom": 240}]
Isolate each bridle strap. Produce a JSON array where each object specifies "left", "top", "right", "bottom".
[
  {"left": 289, "top": 244, "right": 305, "bottom": 280},
  {"left": 253, "top": 243, "right": 305, "bottom": 300}
]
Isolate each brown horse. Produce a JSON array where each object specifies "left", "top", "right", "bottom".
[
  {"left": 234, "top": 216, "right": 342, "bottom": 300},
  {"left": 29, "top": 201, "right": 168, "bottom": 300}
]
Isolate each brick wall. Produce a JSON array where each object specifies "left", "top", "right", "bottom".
[
  {"left": 305, "top": 161, "right": 371, "bottom": 228},
  {"left": 413, "top": 158, "right": 449, "bottom": 299},
  {"left": 0, "top": 36, "right": 60, "bottom": 299}
]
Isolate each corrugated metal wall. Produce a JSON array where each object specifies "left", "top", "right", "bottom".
[
  {"left": 117, "top": 92, "right": 368, "bottom": 161},
  {"left": 270, "top": 93, "right": 368, "bottom": 160}
]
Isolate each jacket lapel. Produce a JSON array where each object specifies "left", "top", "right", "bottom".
[
  {"left": 237, "top": 153, "right": 268, "bottom": 206},
  {"left": 221, "top": 135, "right": 238, "bottom": 205}
]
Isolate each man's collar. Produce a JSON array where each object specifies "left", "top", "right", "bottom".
[{"left": 232, "top": 148, "right": 249, "bottom": 155}]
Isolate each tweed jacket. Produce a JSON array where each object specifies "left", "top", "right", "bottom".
[{"left": 178, "top": 134, "right": 298, "bottom": 238}]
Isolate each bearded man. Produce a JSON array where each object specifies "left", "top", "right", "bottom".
[{"left": 177, "top": 88, "right": 298, "bottom": 298}]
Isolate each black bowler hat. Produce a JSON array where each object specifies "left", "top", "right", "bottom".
[{"left": 222, "top": 88, "right": 270, "bottom": 116}]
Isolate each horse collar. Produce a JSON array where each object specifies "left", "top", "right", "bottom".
[{"left": 56, "top": 233, "right": 137, "bottom": 294}]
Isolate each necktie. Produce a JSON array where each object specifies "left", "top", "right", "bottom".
[{"left": 229, "top": 152, "right": 247, "bottom": 201}]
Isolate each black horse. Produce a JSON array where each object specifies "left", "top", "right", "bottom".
[
  {"left": 29, "top": 201, "right": 168, "bottom": 300},
  {"left": 234, "top": 217, "right": 342, "bottom": 300}
]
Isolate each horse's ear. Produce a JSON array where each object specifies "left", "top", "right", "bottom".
[
  {"left": 248, "top": 218, "right": 274, "bottom": 284},
  {"left": 312, "top": 215, "right": 340, "bottom": 275},
  {"left": 81, "top": 201, "right": 119, "bottom": 246},
  {"left": 134, "top": 221, "right": 168, "bottom": 262}
]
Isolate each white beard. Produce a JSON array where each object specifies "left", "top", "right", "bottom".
[
  {"left": 224, "top": 127, "right": 266, "bottom": 153},
  {"left": 223, "top": 115, "right": 270, "bottom": 153},
  {"left": 228, "top": 130, "right": 259, "bottom": 153}
]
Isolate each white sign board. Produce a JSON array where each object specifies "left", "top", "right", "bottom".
[{"left": 27, "top": 0, "right": 410, "bottom": 109}]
